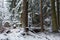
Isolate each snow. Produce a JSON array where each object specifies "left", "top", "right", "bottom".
[
  {"left": 15, "top": 0, "right": 23, "bottom": 9},
  {"left": 0, "top": 28, "right": 60, "bottom": 40},
  {"left": 0, "top": 0, "right": 60, "bottom": 40},
  {"left": 45, "top": 18, "right": 51, "bottom": 22}
]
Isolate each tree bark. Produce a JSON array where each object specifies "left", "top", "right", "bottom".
[
  {"left": 56, "top": 0, "right": 59, "bottom": 28},
  {"left": 50, "top": 0, "right": 58, "bottom": 32},
  {"left": 22, "top": 0, "right": 28, "bottom": 32},
  {"left": 40, "top": 0, "right": 44, "bottom": 32}
]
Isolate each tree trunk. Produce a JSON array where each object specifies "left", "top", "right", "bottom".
[
  {"left": 22, "top": 0, "right": 28, "bottom": 32},
  {"left": 50, "top": 0, "right": 58, "bottom": 32},
  {"left": 56, "top": 0, "right": 59, "bottom": 28},
  {"left": 40, "top": 0, "right": 44, "bottom": 32},
  {"left": 59, "top": 0, "right": 60, "bottom": 27}
]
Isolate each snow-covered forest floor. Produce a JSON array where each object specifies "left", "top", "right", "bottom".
[
  {"left": 0, "top": 27, "right": 60, "bottom": 40},
  {"left": 0, "top": 0, "right": 60, "bottom": 40}
]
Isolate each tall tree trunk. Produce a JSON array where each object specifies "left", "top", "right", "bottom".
[
  {"left": 56, "top": 0, "right": 59, "bottom": 28},
  {"left": 50, "top": 0, "right": 58, "bottom": 32},
  {"left": 40, "top": 0, "right": 44, "bottom": 32},
  {"left": 22, "top": 0, "right": 28, "bottom": 32},
  {"left": 59, "top": 0, "right": 60, "bottom": 27}
]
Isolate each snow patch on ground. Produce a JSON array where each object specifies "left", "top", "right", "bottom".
[{"left": 0, "top": 28, "right": 60, "bottom": 40}]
